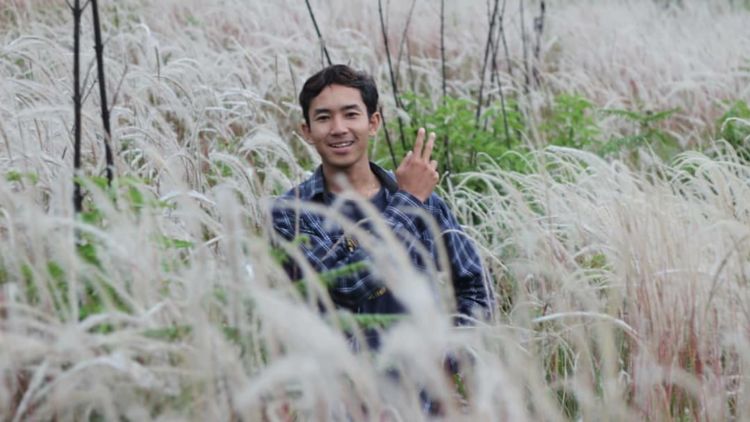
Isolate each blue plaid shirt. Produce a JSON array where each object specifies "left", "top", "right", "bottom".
[{"left": 271, "top": 162, "right": 491, "bottom": 320}]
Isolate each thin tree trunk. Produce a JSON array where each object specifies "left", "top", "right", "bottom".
[
  {"left": 72, "top": 0, "right": 83, "bottom": 214},
  {"left": 395, "top": 0, "right": 417, "bottom": 86},
  {"left": 440, "top": 0, "right": 452, "bottom": 174},
  {"left": 474, "top": 0, "right": 501, "bottom": 128},
  {"left": 304, "top": 0, "right": 332, "bottom": 66},
  {"left": 378, "top": 0, "right": 407, "bottom": 150},
  {"left": 405, "top": 36, "right": 415, "bottom": 93},
  {"left": 532, "top": 1, "right": 546, "bottom": 87},
  {"left": 499, "top": 0, "right": 513, "bottom": 77},
  {"left": 91, "top": 0, "right": 114, "bottom": 186},
  {"left": 379, "top": 106, "right": 398, "bottom": 168},
  {"left": 492, "top": 4, "right": 512, "bottom": 148},
  {"left": 440, "top": 0, "right": 447, "bottom": 103},
  {"left": 489, "top": 10, "right": 502, "bottom": 102},
  {"left": 485, "top": 2, "right": 503, "bottom": 131},
  {"left": 520, "top": 0, "right": 531, "bottom": 93}
]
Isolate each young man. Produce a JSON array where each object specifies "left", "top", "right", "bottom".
[{"left": 271, "top": 64, "right": 491, "bottom": 331}]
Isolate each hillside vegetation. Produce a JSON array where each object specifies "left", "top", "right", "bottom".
[{"left": 1, "top": 0, "right": 750, "bottom": 419}]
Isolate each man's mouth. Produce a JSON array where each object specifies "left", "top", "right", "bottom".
[{"left": 329, "top": 141, "right": 354, "bottom": 149}]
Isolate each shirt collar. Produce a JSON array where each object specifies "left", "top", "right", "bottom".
[{"left": 296, "top": 162, "right": 398, "bottom": 202}]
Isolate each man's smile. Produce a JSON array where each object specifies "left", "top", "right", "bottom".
[{"left": 329, "top": 140, "right": 355, "bottom": 150}]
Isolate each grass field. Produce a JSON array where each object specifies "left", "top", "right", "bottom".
[{"left": 2, "top": 0, "right": 750, "bottom": 420}]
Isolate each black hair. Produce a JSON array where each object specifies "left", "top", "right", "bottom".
[{"left": 298, "top": 64, "right": 379, "bottom": 125}]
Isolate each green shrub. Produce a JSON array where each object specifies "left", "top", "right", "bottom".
[
  {"left": 541, "top": 93, "right": 601, "bottom": 150},
  {"left": 599, "top": 106, "right": 681, "bottom": 161},
  {"left": 375, "top": 92, "right": 691, "bottom": 184},
  {"left": 717, "top": 100, "right": 750, "bottom": 160},
  {"left": 373, "top": 92, "right": 530, "bottom": 181}
]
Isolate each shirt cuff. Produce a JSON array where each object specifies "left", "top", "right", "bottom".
[{"left": 392, "top": 190, "right": 429, "bottom": 207}]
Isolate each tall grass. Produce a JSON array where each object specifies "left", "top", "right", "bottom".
[{"left": 2, "top": 0, "right": 750, "bottom": 419}]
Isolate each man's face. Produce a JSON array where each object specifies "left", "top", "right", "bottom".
[{"left": 301, "top": 84, "right": 380, "bottom": 170}]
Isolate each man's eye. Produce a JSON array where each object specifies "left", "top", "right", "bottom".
[
  {"left": 316, "top": 115, "right": 330, "bottom": 121},
  {"left": 346, "top": 112, "right": 358, "bottom": 118}
]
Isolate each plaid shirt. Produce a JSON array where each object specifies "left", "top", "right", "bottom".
[{"left": 271, "top": 162, "right": 491, "bottom": 320}]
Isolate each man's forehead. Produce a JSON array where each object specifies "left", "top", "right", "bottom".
[{"left": 310, "top": 84, "right": 365, "bottom": 111}]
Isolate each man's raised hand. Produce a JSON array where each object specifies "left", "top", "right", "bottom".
[{"left": 395, "top": 128, "right": 439, "bottom": 203}]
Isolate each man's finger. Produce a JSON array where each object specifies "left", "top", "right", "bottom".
[
  {"left": 430, "top": 159, "right": 438, "bottom": 170},
  {"left": 422, "top": 132, "right": 436, "bottom": 161},
  {"left": 397, "top": 150, "right": 412, "bottom": 170},
  {"left": 413, "top": 128, "right": 425, "bottom": 157}
]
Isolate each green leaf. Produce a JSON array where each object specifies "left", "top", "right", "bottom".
[
  {"left": 5, "top": 171, "right": 21, "bottom": 182},
  {"left": 90, "top": 175, "right": 109, "bottom": 191},
  {"left": 336, "top": 312, "right": 405, "bottom": 331},
  {"left": 80, "top": 208, "right": 104, "bottom": 226},
  {"left": 5, "top": 171, "right": 38, "bottom": 184},
  {"left": 21, "top": 263, "right": 39, "bottom": 303},
  {"left": 47, "top": 261, "right": 65, "bottom": 284},
  {"left": 21, "top": 263, "right": 33, "bottom": 284},
  {"left": 127, "top": 186, "right": 144, "bottom": 210},
  {"left": 157, "top": 236, "right": 194, "bottom": 250},
  {"left": 717, "top": 100, "right": 750, "bottom": 154},
  {"left": 77, "top": 242, "right": 101, "bottom": 267},
  {"left": 601, "top": 107, "right": 679, "bottom": 124},
  {"left": 317, "top": 261, "right": 369, "bottom": 287},
  {"left": 143, "top": 325, "right": 192, "bottom": 341}
]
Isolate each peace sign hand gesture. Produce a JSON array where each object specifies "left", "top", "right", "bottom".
[{"left": 395, "top": 128, "right": 439, "bottom": 203}]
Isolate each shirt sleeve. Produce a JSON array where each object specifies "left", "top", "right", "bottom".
[
  {"left": 272, "top": 190, "right": 433, "bottom": 309},
  {"left": 434, "top": 197, "right": 493, "bottom": 322}
]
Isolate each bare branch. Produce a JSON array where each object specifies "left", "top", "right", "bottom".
[
  {"left": 304, "top": 0, "right": 332, "bottom": 67},
  {"left": 499, "top": 0, "right": 513, "bottom": 77},
  {"left": 91, "top": 0, "right": 114, "bottom": 185},
  {"left": 532, "top": 0, "right": 546, "bottom": 87},
  {"left": 378, "top": 0, "right": 407, "bottom": 150},
  {"left": 440, "top": 0, "right": 446, "bottom": 103},
  {"left": 109, "top": 63, "right": 129, "bottom": 112},
  {"left": 81, "top": 76, "right": 97, "bottom": 104},
  {"left": 72, "top": 0, "right": 83, "bottom": 213},
  {"left": 520, "top": 0, "right": 531, "bottom": 93},
  {"left": 378, "top": 106, "right": 398, "bottom": 169},
  {"left": 475, "top": 0, "right": 501, "bottom": 128},
  {"left": 394, "top": 0, "right": 417, "bottom": 84}
]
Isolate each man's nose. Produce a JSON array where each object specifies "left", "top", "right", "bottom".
[{"left": 330, "top": 115, "right": 347, "bottom": 135}]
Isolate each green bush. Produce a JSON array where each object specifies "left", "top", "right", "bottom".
[
  {"left": 717, "top": 100, "right": 750, "bottom": 159},
  {"left": 599, "top": 106, "right": 681, "bottom": 162},
  {"left": 541, "top": 93, "right": 601, "bottom": 150},
  {"left": 373, "top": 92, "right": 530, "bottom": 180},
  {"left": 374, "top": 91, "right": 693, "bottom": 183}
]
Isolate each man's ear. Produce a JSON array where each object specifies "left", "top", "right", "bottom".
[
  {"left": 300, "top": 122, "right": 313, "bottom": 144},
  {"left": 368, "top": 111, "right": 382, "bottom": 137}
]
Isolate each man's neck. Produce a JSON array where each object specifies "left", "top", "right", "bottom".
[{"left": 322, "top": 160, "right": 381, "bottom": 198}]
